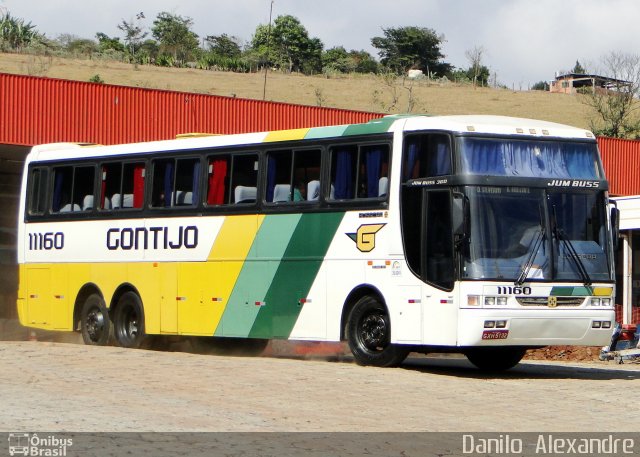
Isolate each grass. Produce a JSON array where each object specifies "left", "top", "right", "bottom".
[{"left": 0, "top": 52, "right": 593, "bottom": 129}]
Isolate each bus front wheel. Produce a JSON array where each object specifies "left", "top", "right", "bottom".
[
  {"left": 113, "top": 292, "right": 145, "bottom": 349},
  {"left": 464, "top": 347, "right": 527, "bottom": 371},
  {"left": 346, "top": 295, "right": 410, "bottom": 367},
  {"left": 80, "top": 294, "right": 111, "bottom": 346}
]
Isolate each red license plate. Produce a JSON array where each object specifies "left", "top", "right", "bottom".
[{"left": 482, "top": 330, "right": 509, "bottom": 340}]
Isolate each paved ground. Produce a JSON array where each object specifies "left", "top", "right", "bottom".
[{"left": 0, "top": 338, "right": 639, "bottom": 433}]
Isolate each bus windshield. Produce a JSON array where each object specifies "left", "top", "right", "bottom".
[
  {"left": 461, "top": 186, "right": 612, "bottom": 283},
  {"left": 458, "top": 137, "right": 602, "bottom": 179}
]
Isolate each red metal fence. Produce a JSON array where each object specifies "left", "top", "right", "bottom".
[
  {"left": 598, "top": 136, "right": 640, "bottom": 196},
  {"left": 0, "top": 73, "right": 382, "bottom": 146}
]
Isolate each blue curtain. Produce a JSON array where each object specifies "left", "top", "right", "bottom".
[
  {"left": 52, "top": 170, "right": 64, "bottom": 212},
  {"left": 404, "top": 140, "right": 418, "bottom": 180},
  {"left": 192, "top": 161, "right": 201, "bottom": 205},
  {"left": 163, "top": 162, "right": 174, "bottom": 207},
  {"left": 266, "top": 158, "right": 276, "bottom": 202},
  {"left": 334, "top": 149, "right": 353, "bottom": 199},
  {"left": 365, "top": 148, "right": 382, "bottom": 197},
  {"left": 461, "top": 139, "right": 599, "bottom": 179},
  {"left": 431, "top": 141, "right": 451, "bottom": 175}
]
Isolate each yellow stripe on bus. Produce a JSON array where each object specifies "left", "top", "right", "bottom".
[
  {"left": 263, "top": 128, "right": 310, "bottom": 143},
  {"left": 178, "top": 215, "right": 266, "bottom": 335}
]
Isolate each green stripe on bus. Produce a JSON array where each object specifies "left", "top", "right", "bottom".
[
  {"left": 341, "top": 116, "right": 396, "bottom": 136},
  {"left": 216, "top": 214, "right": 302, "bottom": 337},
  {"left": 248, "top": 212, "right": 345, "bottom": 338},
  {"left": 550, "top": 286, "right": 593, "bottom": 296},
  {"left": 304, "top": 125, "right": 348, "bottom": 139}
]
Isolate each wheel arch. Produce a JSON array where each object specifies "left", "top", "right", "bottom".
[
  {"left": 72, "top": 283, "right": 103, "bottom": 332},
  {"left": 339, "top": 284, "right": 387, "bottom": 341}
]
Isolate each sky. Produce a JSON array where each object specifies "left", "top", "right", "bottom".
[{"left": 2, "top": 0, "right": 640, "bottom": 89}]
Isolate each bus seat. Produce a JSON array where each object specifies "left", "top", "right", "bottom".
[
  {"left": 122, "top": 194, "right": 134, "bottom": 208},
  {"left": 273, "top": 184, "right": 291, "bottom": 202},
  {"left": 234, "top": 186, "right": 256, "bottom": 204},
  {"left": 83, "top": 195, "right": 94, "bottom": 210},
  {"left": 111, "top": 193, "right": 121, "bottom": 209},
  {"left": 378, "top": 176, "right": 389, "bottom": 197},
  {"left": 177, "top": 191, "right": 193, "bottom": 205},
  {"left": 307, "top": 180, "right": 320, "bottom": 201},
  {"left": 60, "top": 203, "right": 81, "bottom": 212},
  {"left": 330, "top": 184, "right": 335, "bottom": 200},
  {"left": 103, "top": 197, "right": 111, "bottom": 210}
]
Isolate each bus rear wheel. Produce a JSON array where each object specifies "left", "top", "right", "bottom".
[
  {"left": 80, "top": 294, "right": 111, "bottom": 346},
  {"left": 465, "top": 347, "right": 527, "bottom": 371},
  {"left": 346, "top": 295, "right": 410, "bottom": 367},
  {"left": 113, "top": 291, "right": 145, "bottom": 349}
]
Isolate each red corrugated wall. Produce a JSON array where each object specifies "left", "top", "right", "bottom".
[
  {"left": 0, "top": 72, "right": 383, "bottom": 146},
  {"left": 598, "top": 136, "right": 640, "bottom": 196}
]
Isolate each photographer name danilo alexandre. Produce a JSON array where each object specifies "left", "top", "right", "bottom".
[{"left": 463, "top": 434, "right": 635, "bottom": 454}]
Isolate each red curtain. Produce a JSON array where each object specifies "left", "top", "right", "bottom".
[{"left": 207, "top": 160, "right": 228, "bottom": 205}]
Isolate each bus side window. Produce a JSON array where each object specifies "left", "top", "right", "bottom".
[
  {"left": 330, "top": 143, "right": 389, "bottom": 200},
  {"left": 27, "top": 168, "right": 48, "bottom": 215},
  {"left": 230, "top": 154, "right": 259, "bottom": 204},
  {"left": 403, "top": 134, "right": 451, "bottom": 181},
  {"left": 101, "top": 162, "right": 145, "bottom": 210},
  {"left": 73, "top": 166, "right": 95, "bottom": 211}
]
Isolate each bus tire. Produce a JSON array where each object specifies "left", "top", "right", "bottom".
[
  {"left": 465, "top": 347, "right": 527, "bottom": 371},
  {"left": 346, "top": 295, "right": 410, "bottom": 367},
  {"left": 80, "top": 294, "right": 111, "bottom": 346},
  {"left": 113, "top": 291, "right": 145, "bottom": 349}
]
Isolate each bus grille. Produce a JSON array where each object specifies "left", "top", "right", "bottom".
[{"left": 516, "top": 296, "right": 585, "bottom": 307}]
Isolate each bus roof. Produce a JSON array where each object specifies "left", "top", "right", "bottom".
[{"left": 27, "top": 114, "right": 595, "bottom": 162}]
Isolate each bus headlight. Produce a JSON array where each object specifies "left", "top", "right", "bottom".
[{"left": 484, "top": 297, "right": 496, "bottom": 307}]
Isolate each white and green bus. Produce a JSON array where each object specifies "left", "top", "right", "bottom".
[{"left": 17, "top": 115, "right": 618, "bottom": 370}]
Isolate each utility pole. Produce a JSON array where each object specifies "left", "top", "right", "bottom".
[{"left": 262, "top": 0, "right": 274, "bottom": 101}]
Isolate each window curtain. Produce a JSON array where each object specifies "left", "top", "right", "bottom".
[
  {"left": 133, "top": 164, "right": 145, "bottom": 208},
  {"left": 461, "top": 139, "right": 599, "bottom": 179},
  {"left": 207, "top": 160, "right": 227, "bottom": 205},
  {"left": 52, "top": 170, "right": 64, "bottom": 212},
  {"left": 431, "top": 141, "right": 451, "bottom": 175},
  {"left": 191, "top": 161, "right": 201, "bottom": 205},
  {"left": 404, "top": 140, "right": 419, "bottom": 181},
  {"left": 334, "top": 149, "right": 353, "bottom": 199},
  {"left": 365, "top": 147, "right": 382, "bottom": 198}
]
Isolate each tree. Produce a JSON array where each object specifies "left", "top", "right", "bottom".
[
  {"left": 95, "top": 32, "right": 125, "bottom": 53},
  {"left": 371, "top": 26, "right": 451, "bottom": 76},
  {"left": 581, "top": 52, "right": 640, "bottom": 138},
  {"left": 531, "top": 81, "right": 550, "bottom": 91},
  {"left": 118, "top": 15, "right": 148, "bottom": 61},
  {"left": 204, "top": 34, "right": 242, "bottom": 58},
  {"left": 322, "top": 47, "right": 379, "bottom": 74},
  {"left": 250, "top": 14, "right": 323, "bottom": 74},
  {"left": 0, "top": 12, "right": 42, "bottom": 52},
  {"left": 465, "top": 45, "right": 487, "bottom": 87},
  {"left": 58, "top": 35, "right": 97, "bottom": 57},
  {"left": 572, "top": 60, "right": 586, "bottom": 74},
  {"left": 151, "top": 12, "right": 199, "bottom": 66}
]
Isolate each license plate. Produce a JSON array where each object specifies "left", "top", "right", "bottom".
[{"left": 482, "top": 330, "right": 509, "bottom": 340}]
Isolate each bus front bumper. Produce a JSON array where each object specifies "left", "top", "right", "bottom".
[{"left": 457, "top": 308, "right": 615, "bottom": 347}]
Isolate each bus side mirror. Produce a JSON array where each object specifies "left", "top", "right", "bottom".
[
  {"left": 610, "top": 205, "right": 620, "bottom": 250},
  {"left": 452, "top": 193, "right": 469, "bottom": 246}
]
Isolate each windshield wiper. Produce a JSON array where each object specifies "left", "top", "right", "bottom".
[
  {"left": 551, "top": 206, "right": 592, "bottom": 286},
  {"left": 515, "top": 206, "right": 546, "bottom": 286}
]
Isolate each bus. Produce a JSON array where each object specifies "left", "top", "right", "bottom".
[{"left": 16, "top": 114, "right": 618, "bottom": 370}]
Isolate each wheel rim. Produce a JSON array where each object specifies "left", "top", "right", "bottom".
[
  {"left": 119, "top": 305, "right": 139, "bottom": 344},
  {"left": 85, "top": 307, "right": 105, "bottom": 343},
  {"left": 357, "top": 311, "right": 389, "bottom": 352}
]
